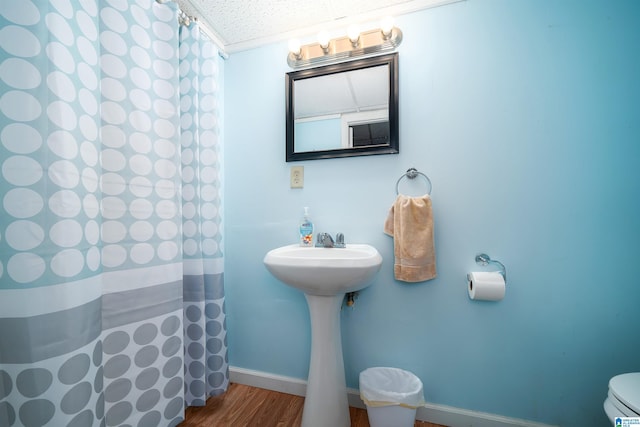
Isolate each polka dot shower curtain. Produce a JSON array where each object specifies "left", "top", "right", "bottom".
[
  {"left": 178, "top": 22, "right": 228, "bottom": 407},
  {"left": 0, "top": 1, "right": 227, "bottom": 426}
]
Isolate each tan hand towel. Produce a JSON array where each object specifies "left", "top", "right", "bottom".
[{"left": 384, "top": 194, "right": 436, "bottom": 282}]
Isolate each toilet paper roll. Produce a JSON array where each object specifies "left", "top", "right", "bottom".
[{"left": 467, "top": 271, "right": 505, "bottom": 301}]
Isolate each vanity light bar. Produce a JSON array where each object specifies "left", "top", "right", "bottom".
[{"left": 287, "top": 23, "right": 402, "bottom": 69}]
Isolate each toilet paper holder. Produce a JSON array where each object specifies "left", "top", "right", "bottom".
[{"left": 474, "top": 253, "right": 507, "bottom": 284}]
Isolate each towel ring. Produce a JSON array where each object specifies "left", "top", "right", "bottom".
[{"left": 395, "top": 168, "right": 432, "bottom": 195}]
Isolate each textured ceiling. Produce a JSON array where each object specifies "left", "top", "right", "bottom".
[{"left": 175, "top": 0, "right": 461, "bottom": 53}]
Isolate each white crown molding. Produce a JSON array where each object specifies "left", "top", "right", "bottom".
[{"left": 179, "top": 0, "right": 465, "bottom": 55}]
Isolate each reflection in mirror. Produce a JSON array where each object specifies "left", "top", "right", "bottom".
[{"left": 286, "top": 53, "right": 398, "bottom": 161}]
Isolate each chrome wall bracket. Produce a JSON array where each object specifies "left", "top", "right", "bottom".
[{"left": 475, "top": 253, "right": 507, "bottom": 283}]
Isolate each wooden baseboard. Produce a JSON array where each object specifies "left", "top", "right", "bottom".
[{"left": 229, "top": 366, "right": 557, "bottom": 427}]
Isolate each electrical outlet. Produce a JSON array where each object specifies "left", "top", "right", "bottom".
[{"left": 290, "top": 166, "right": 304, "bottom": 188}]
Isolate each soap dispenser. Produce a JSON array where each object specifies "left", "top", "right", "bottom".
[{"left": 299, "top": 207, "right": 314, "bottom": 247}]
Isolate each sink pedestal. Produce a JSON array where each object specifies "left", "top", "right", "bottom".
[{"left": 302, "top": 293, "right": 350, "bottom": 427}]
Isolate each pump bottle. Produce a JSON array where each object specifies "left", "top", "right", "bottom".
[{"left": 299, "top": 207, "right": 313, "bottom": 247}]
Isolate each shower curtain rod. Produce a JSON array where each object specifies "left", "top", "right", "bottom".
[{"left": 157, "top": 0, "right": 230, "bottom": 59}]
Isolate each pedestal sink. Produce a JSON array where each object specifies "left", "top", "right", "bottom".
[{"left": 264, "top": 244, "right": 382, "bottom": 427}]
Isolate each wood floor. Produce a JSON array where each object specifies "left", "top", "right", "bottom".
[{"left": 179, "top": 383, "right": 446, "bottom": 427}]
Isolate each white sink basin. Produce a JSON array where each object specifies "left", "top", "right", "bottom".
[{"left": 263, "top": 244, "right": 382, "bottom": 296}]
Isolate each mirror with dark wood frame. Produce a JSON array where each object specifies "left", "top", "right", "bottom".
[{"left": 285, "top": 53, "right": 399, "bottom": 162}]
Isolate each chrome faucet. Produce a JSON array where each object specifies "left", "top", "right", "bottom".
[
  {"left": 316, "top": 232, "right": 334, "bottom": 248},
  {"left": 315, "top": 232, "right": 346, "bottom": 248}
]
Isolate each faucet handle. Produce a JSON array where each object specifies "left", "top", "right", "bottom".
[{"left": 335, "top": 232, "right": 345, "bottom": 247}]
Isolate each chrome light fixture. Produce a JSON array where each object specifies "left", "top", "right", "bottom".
[{"left": 287, "top": 17, "right": 403, "bottom": 69}]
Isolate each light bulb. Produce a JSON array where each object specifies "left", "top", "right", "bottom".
[
  {"left": 317, "top": 31, "right": 330, "bottom": 50},
  {"left": 288, "top": 39, "right": 301, "bottom": 57},
  {"left": 347, "top": 25, "right": 360, "bottom": 45},
  {"left": 380, "top": 16, "right": 394, "bottom": 38}
]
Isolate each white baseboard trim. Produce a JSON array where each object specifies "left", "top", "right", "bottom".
[{"left": 229, "top": 366, "right": 557, "bottom": 427}]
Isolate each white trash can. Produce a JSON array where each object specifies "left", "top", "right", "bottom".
[{"left": 359, "top": 367, "right": 425, "bottom": 427}]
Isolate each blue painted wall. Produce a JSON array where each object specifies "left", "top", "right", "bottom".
[{"left": 223, "top": 1, "right": 640, "bottom": 425}]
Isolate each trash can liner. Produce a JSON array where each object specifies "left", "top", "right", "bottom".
[{"left": 359, "top": 367, "right": 425, "bottom": 409}]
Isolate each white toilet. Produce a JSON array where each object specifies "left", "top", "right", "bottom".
[{"left": 604, "top": 372, "right": 640, "bottom": 423}]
